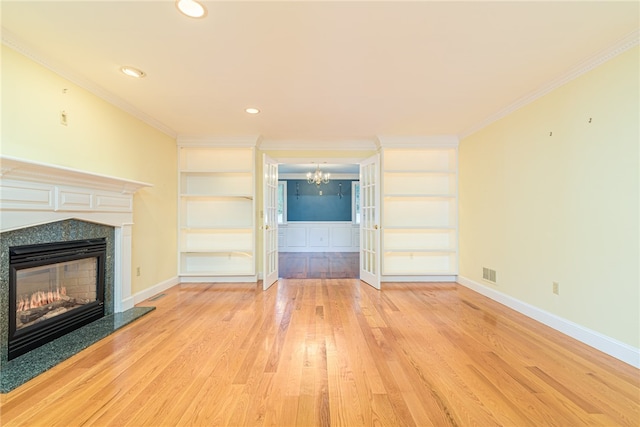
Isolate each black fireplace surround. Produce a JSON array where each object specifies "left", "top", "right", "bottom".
[{"left": 8, "top": 239, "right": 106, "bottom": 360}]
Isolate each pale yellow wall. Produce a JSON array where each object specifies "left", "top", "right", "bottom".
[
  {"left": 459, "top": 47, "right": 639, "bottom": 347},
  {"left": 1, "top": 45, "right": 178, "bottom": 295},
  {"left": 254, "top": 149, "right": 375, "bottom": 273}
]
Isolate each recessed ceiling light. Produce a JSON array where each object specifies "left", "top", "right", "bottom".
[
  {"left": 176, "top": 0, "right": 207, "bottom": 18},
  {"left": 245, "top": 108, "right": 260, "bottom": 114},
  {"left": 120, "top": 66, "right": 146, "bottom": 78}
]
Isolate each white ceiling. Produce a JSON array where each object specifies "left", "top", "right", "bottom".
[{"left": 2, "top": 1, "right": 638, "bottom": 143}]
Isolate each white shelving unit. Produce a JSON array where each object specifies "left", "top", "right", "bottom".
[
  {"left": 381, "top": 146, "right": 458, "bottom": 278},
  {"left": 178, "top": 144, "right": 256, "bottom": 281}
]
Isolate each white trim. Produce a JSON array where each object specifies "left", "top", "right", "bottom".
[
  {"left": 460, "top": 29, "right": 640, "bottom": 139},
  {"left": 377, "top": 135, "right": 459, "bottom": 148},
  {"left": 277, "top": 180, "right": 287, "bottom": 225},
  {"left": 1, "top": 156, "right": 151, "bottom": 195},
  {"left": 177, "top": 135, "right": 261, "bottom": 147},
  {"left": 132, "top": 276, "right": 181, "bottom": 305},
  {"left": 272, "top": 157, "right": 369, "bottom": 166},
  {"left": 113, "top": 227, "right": 124, "bottom": 311},
  {"left": 120, "top": 296, "right": 135, "bottom": 312},
  {"left": 259, "top": 139, "right": 377, "bottom": 151},
  {"left": 279, "top": 173, "right": 359, "bottom": 180},
  {"left": 117, "top": 224, "right": 134, "bottom": 312},
  {"left": 352, "top": 181, "right": 360, "bottom": 225},
  {"left": 1, "top": 30, "right": 177, "bottom": 139},
  {"left": 457, "top": 276, "right": 640, "bottom": 369},
  {"left": 381, "top": 275, "right": 457, "bottom": 283}
]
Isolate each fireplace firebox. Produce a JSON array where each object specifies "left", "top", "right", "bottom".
[{"left": 8, "top": 238, "right": 106, "bottom": 360}]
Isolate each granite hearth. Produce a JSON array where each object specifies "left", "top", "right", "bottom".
[{"left": 0, "top": 306, "right": 154, "bottom": 393}]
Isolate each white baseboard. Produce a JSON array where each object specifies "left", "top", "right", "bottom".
[
  {"left": 132, "top": 276, "right": 180, "bottom": 304},
  {"left": 120, "top": 296, "right": 135, "bottom": 312},
  {"left": 457, "top": 276, "right": 640, "bottom": 369}
]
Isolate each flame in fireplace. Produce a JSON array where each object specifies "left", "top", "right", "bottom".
[{"left": 17, "top": 286, "right": 67, "bottom": 312}]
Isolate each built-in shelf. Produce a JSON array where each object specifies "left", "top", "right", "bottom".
[
  {"left": 381, "top": 147, "right": 458, "bottom": 276},
  {"left": 177, "top": 145, "right": 256, "bottom": 279}
]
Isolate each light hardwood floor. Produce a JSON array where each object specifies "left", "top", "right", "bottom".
[
  {"left": 1, "top": 279, "right": 638, "bottom": 426},
  {"left": 279, "top": 252, "right": 359, "bottom": 279}
]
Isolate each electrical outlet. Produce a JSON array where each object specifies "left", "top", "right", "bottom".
[
  {"left": 60, "top": 111, "right": 68, "bottom": 126},
  {"left": 136, "top": 267, "right": 141, "bottom": 277},
  {"left": 553, "top": 281, "right": 559, "bottom": 295}
]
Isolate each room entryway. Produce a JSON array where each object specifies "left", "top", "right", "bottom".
[{"left": 279, "top": 252, "right": 359, "bottom": 279}]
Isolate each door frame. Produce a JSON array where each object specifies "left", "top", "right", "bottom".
[{"left": 264, "top": 156, "right": 367, "bottom": 282}]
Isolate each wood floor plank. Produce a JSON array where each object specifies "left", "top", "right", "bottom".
[
  {"left": 1, "top": 279, "right": 638, "bottom": 426},
  {"left": 279, "top": 252, "right": 359, "bottom": 279}
]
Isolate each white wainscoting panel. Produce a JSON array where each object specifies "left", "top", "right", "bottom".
[
  {"left": 287, "top": 227, "right": 307, "bottom": 247},
  {"left": 280, "top": 222, "right": 359, "bottom": 252},
  {"left": 0, "top": 180, "right": 54, "bottom": 210},
  {"left": 58, "top": 188, "right": 93, "bottom": 210},
  {"left": 309, "top": 227, "right": 329, "bottom": 247}
]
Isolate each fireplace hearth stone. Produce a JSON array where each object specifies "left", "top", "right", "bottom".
[{"left": 0, "top": 306, "right": 154, "bottom": 393}]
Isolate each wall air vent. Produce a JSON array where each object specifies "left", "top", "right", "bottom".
[{"left": 483, "top": 267, "right": 497, "bottom": 284}]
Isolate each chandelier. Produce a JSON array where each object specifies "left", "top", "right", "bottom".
[{"left": 307, "top": 164, "right": 330, "bottom": 187}]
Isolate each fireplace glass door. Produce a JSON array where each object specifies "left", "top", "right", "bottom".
[
  {"left": 8, "top": 238, "right": 106, "bottom": 359},
  {"left": 16, "top": 257, "right": 99, "bottom": 331}
]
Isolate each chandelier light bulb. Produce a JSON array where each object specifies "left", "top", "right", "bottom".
[{"left": 307, "top": 164, "right": 330, "bottom": 187}]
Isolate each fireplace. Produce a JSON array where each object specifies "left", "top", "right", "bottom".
[
  {"left": 1, "top": 156, "right": 150, "bottom": 363},
  {"left": 8, "top": 238, "right": 107, "bottom": 360}
]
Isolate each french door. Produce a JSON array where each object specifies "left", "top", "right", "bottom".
[
  {"left": 359, "top": 154, "right": 381, "bottom": 289},
  {"left": 262, "top": 154, "right": 278, "bottom": 290}
]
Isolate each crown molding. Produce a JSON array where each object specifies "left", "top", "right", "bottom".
[
  {"left": 258, "top": 138, "right": 378, "bottom": 151},
  {"left": 1, "top": 29, "right": 177, "bottom": 139},
  {"left": 459, "top": 29, "right": 640, "bottom": 140},
  {"left": 176, "top": 135, "right": 261, "bottom": 147},
  {"left": 376, "top": 135, "right": 459, "bottom": 148}
]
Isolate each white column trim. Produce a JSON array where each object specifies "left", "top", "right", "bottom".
[{"left": 119, "top": 224, "right": 134, "bottom": 312}]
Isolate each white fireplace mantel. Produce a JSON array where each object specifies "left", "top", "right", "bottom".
[{"left": 0, "top": 156, "right": 152, "bottom": 313}]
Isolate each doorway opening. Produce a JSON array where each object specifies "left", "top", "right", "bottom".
[{"left": 276, "top": 162, "right": 360, "bottom": 280}]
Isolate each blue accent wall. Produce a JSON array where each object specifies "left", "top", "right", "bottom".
[{"left": 287, "top": 179, "right": 357, "bottom": 221}]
